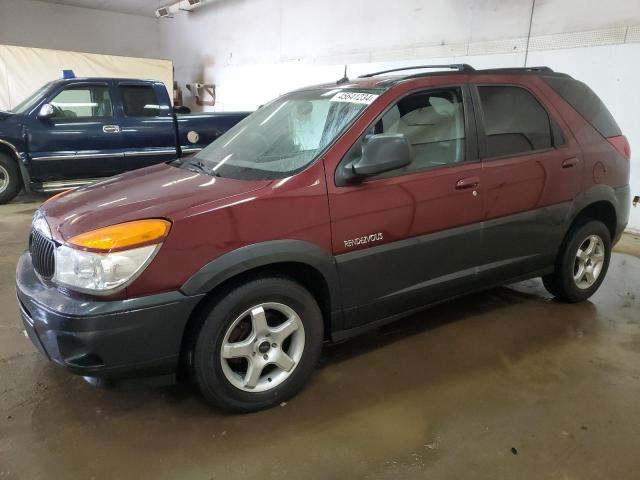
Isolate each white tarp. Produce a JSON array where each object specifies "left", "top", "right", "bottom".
[
  {"left": 0, "top": 53, "right": 9, "bottom": 110},
  {"left": 0, "top": 44, "right": 173, "bottom": 111}
]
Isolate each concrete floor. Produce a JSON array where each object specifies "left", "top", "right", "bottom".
[{"left": 1, "top": 193, "right": 640, "bottom": 479}]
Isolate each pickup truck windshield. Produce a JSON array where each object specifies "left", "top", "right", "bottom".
[
  {"left": 10, "top": 82, "right": 54, "bottom": 114},
  {"left": 181, "top": 89, "right": 379, "bottom": 180}
]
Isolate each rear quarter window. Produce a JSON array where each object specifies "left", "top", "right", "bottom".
[
  {"left": 120, "top": 85, "right": 161, "bottom": 117},
  {"left": 543, "top": 76, "right": 621, "bottom": 138}
]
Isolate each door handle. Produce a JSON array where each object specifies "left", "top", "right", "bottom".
[
  {"left": 103, "top": 125, "right": 121, "bottom": 134},
  {"left": 562, "top": 157, "right": 578, "bottom": 169},
  {"left": 455, "top": 176, "right": 480, "bottom": 189}
]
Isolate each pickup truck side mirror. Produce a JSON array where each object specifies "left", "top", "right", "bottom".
[
  {"left": 352, "top": 133, "right": 412, "bottom": 178},
  {"left": 38, "top": 103, "right": 55, "bottom": 119}
]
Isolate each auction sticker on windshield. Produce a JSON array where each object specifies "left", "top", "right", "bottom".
[{"left": 330, "top": 91, "right": 379, "bottom": 104}]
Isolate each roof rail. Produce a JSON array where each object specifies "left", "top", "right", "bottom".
[
  {"left": 477, "top": 66, "right": 555, "bottom": 73},
  {"left": 358, "top": 64, "right": 475, "bottom": 78}
]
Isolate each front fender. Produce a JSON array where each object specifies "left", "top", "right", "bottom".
[
  {"left": 0, "top": 117, "right": 31, "bottom": 190},
  {"left": 0, "top": 138, "right": 31, "bottom": 192},
  {"left": 180, "top": 239, "right": 343, "bottom": 321}
]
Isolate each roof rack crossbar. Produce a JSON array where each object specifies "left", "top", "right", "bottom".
[{"left": 358, "top": 64, "right": 474, "bottom": 78}]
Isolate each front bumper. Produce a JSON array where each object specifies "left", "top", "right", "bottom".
[{"left": 16, "top": 252, "right": 204, "bottom": 380}]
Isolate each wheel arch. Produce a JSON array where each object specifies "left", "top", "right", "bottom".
[
  {"left": 566, "top": 185, "right": 624, "bottom": 241},
  {"left": 0, "top": 139, "right": 30, "bottom": 191},
  {"left": 177, "top": 240, "right": 343, "bottom": 374},
  {"left": 0, "top": 139, "right": 20, "bottom": 159},
  {"left": 569, "top": 201, "right": 617, "bottom": 240}
]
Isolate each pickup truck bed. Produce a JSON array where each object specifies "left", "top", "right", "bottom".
[{"left": 176, "top": 112, "right": 249, "bottom": 155}]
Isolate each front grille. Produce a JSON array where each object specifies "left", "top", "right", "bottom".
[{"left": 29, "top": 229, "right": 55, "bottom": 279}]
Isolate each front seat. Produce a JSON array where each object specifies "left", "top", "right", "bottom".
[
  {"left": 386, "top": 98, "right": 464, "bottom": 167},
  {"left": 95, "top": 98, "right": 112, "bottom": 117}
]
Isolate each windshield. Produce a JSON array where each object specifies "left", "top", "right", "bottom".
[
  {"left": 10, "top": 82, "right": 54, "bottom": 114},
  {"left": 178, "top": 88, "right": 380, "bottom": 180}
]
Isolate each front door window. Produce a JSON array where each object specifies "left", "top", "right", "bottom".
[{"left": 50, "top": 85, "right": 112, "bottom": 119}]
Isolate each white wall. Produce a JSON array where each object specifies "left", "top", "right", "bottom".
[
  {"left": 159, "top": 0, "right": 640, "bottom": 108},
  {"left": 0, "top": 0, "right": 162, "bottom": 59},
  {"left": 158, "top": 0, "right": 640, "bottom": 230}
]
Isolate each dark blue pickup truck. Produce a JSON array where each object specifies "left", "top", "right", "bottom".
[{"left": 0, "top": 77, "right": 250, "bottom": 203}]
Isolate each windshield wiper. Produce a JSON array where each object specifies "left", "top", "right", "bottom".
[{"left": 185, "top": 160, "right": 220, "bottom": 177}]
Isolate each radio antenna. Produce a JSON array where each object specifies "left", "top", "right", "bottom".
[{"left": 336, "top": 65, "right": 350, "bottom": 85}]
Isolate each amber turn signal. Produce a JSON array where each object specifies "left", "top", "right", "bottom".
[
  {"left": 68, "top": 219, "right": 171, "bottom": 252},
  {"left": 43, "top": 189, "right": 72, "bottom": 204}
]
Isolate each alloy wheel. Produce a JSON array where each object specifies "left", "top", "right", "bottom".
[
  {"left": 220, "top": 302, "right": 305, "bottom": 392},
  {"left": 573, "top": 234, "right": 605, "bottom": 289},
  {"left": 0, "top": 165, "right": 8, "bottom": 194}
]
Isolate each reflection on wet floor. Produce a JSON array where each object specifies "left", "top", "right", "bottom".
[{"left": 1, "top": 197, "right": 640, "bottom": 479}]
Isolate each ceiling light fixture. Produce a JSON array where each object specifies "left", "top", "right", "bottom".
[{"left": 155, "top": 0, "right": 211, "bottom": 18}]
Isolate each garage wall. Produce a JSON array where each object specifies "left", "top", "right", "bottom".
[
  {"left": 159, "top": 0, "right": 640, "bottom": 231},
  {"left": 159, "top": 0, "right": 640, "bottom": 109},
  {"left": 0, "top": 0, "right": 162, "bottom": 59}
]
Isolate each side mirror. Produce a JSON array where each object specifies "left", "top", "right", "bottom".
[
  {"left": 38, "top": 103, "right": 55, "bottom": 119},
  {"left": 352, "top": 133, "right": 412, "bottom": 177},
  {"left": 173, "top": 105, "right": 191, "bottom": 114}
]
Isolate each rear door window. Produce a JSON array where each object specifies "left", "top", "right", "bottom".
[
  {"left": 477, "top": 86, "right": 552, "bottom": 158},
  {"left": 119, "top": 85, "right": 161, "bottom": 117}
]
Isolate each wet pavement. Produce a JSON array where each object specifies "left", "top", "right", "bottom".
[{"left": 1, "top": 194, "right": 640, "bottom": 479}]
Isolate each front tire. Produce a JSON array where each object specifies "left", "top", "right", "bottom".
[
  {"left": 0, "top": 153, "right": 22, "bottom": 204},
  {"left": 542, "top": 220, "right": 611, "bottom": 302},
  {"left": 191, "top": 277, "right": 323, "bottom": 413}
]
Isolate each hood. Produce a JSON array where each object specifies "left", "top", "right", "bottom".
[
  {"left": 41, "top": 163, "right": 270, "bottom": 241},
  {"left": 0, "top": 111, "right": 14, "bottom": 120}
]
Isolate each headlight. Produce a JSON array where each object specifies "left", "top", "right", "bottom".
[
  {"left": 32, "top": 210, "right": 52, "bottom": 238},
  {"left": 53, "top": 219, "right": 171, "bottom": 295},
  {"left": 54, "top": 244, "right": 160, "bottom": 293}
]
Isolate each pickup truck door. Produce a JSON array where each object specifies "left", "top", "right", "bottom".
[
  {"left": 26, "top": 81, "right": 125, "bottom": 181},
  {"left": 115, "top": 81, "right": 178, "bottom": 170}
]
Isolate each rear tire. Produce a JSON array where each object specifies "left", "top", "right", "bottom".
[
  {"left": 0, "top": 153, "right": 22, "bottom": 204},
  {"left": 542, "top": 220, "right": 611, "bottom": 302},
  {"left": 191, "top": 276, "right": 323, "bottom": 413}
]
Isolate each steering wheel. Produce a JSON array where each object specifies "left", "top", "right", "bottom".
[{"left": 52, "top": 105, "right": 65, "bottom": 118}]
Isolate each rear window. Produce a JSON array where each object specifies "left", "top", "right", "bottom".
[
  {"left": 119, "top": 85, "right": 161, "bottom": 117},
  {"left": 544, "top": 76, "right": 621, "bottom": 138}
]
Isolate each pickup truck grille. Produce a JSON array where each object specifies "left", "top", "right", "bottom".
[{"left": 29, "top": 229, "right": 55, "bottom": 279}]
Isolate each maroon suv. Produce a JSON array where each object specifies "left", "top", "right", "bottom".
[{"left": 16, "top": 65, "right": 631, "bottom": 412}]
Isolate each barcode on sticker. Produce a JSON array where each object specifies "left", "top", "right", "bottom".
[{"left": 330, "top": 92, "right": 379, "bottom": 105}]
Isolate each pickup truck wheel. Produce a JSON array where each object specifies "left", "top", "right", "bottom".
[
  {"left": 542, "top": 220, "right": 611, "bottom": 303},
  {"left": 0, "top": 153, "right": 22, "bottom": 204},
  {"left": 191, "top": 277, "right": 323, "bottom": 413}
]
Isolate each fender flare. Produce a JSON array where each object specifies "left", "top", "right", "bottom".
[
  {"left": 180, "top": 239, "right": 343, "bottom": 322},
  {"left": 564, "top": 184, "right": 629, "bottom": 238},
  {"left": 0, "top": 139, "right": 31, "bottom": 192}
]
